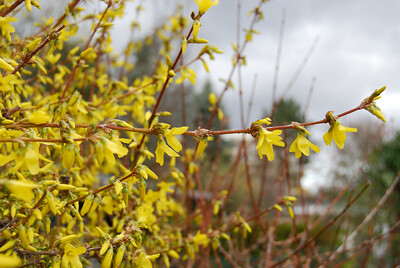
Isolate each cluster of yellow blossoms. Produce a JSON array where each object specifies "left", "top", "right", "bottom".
[{"left": 0, "top": 0, "right": 387, "bottom": 267}]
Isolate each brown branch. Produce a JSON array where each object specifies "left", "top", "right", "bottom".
[
  {"left": 271, "top": 183, "right": 370, "bottom": 267},
  {"left": 0, "top": 96, "right": 375, "bottom": 144},
  {"left": 65, "top": 171, "right": 134, "bottom": 206},
  {"left": 16, "top": 249, "right": 60, "bottom": 256},
  {"left": 205, "top": 0, "right": 266, "bottom": 129},
  {"left": 11, "top": 25, "right": 66, "bottom": 75},
  {"left": 131, "top": 24, "right": 194, "bottom": 167},
  {"left": 52, "top": 0, "right": 83, "bottom": 30},
  {"left": 59, "top": 1, "right": 112, "bottom": 102},
  {"left": 0, "top": 0, "right": 24, "bottom": 17},
  {"left": 330, "top": 172, "right": 400, "bottom": 261}
]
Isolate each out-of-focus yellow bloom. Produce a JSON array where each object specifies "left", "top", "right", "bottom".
[
  {"left": 0, "top": 254, "right": 22, "bottom": 268},
  {"left": 323, "top": 122, "right": 357, "bottom": 149},
  {"left": 217, "top": 108, "right": 224, "bottom": 120},
  {"left": 5, "top": 180, "right": 38, "bottom": 202},
  {"left": 0, "top": 74, "right": 20, "bottom": 92},
  {"left": 175, "top": 68, "right": 196, "bottom": 85},
  {"left": 134, "top": 252, "right": 160, "bottom": 268},
  {"left": 192, "top": 231, "right": 208, "bottom": 246},
  {"left": 256, "top": 128, "right": 285, "bottom": 160},
  {"left": 61, "top": 243, "right": 86, "bottom": 268},
  {"left": 287, "top": 206, "right": 294, "bottom": 219},
  {"left": 208, "top": 92, "right": 216, "bottom": 105},
  {"left": 0, "top": 58, "right": 14, "bottom": 72},
  {"left": 138, "top": 178, "right": 146, "bottom": 201},
  {"left": 0, "top": 240, "right": 16, "bottom": 253},
  {"left": 168, "top": 250, "right": 180, "bottom": 259},
  {"left": 28, "top": 110, "right": 50, "bottom": 124},
  {"left": 25, "top": 0, "right": 32, "bottom": 12},
  {"left": 194, "top": 0, "right": 219, "bottom": 15},
  {"left": 289, "top": 132, "right": 320, "bottom": 158},
  {"left": 0, "top": 16, "right": 18, "bottom": 42}
]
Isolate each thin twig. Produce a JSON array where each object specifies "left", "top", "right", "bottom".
[
  {"left": 271, "top": 183, "right": 370, "bottom": 267},
  {"left": 330, "top": 172, "right": 400, "bottom": 260}
]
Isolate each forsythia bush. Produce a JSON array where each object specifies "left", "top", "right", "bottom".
[{"left": 0, "top": 0, "right": 387, "bottom": 267}]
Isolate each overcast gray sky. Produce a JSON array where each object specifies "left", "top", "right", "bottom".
[{"left": 111, "top": 0, "right": 399, "bottom": 130}]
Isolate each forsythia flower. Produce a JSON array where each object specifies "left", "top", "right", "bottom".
[
  {"left": 197, "top": 137, "right": 208, "bottom": 156},
  {"left": 194, "top": 0, "right": 219, "bottom": 15},
  {"left": 193, "top": 20, "right": 201, "bottom": 39},
  {"left": 289, "top": 132, "right": 320, "bottom": 158},
  {"left": 193, "top": 231, "right": 208, "bottom": 246},
  {"left": 155, "top": 138, "right": 179, "bottom": 166},
  {"left": 28, "top": 110, "right": 50, "bottom": 124},
  {"left": 155, "top": 127, "right": 187, "bottom": 166},
  {"left": 0, "top": 16, "right": 18, "bottom": 42},
  {"left": 323, "top": 122, "right": 357, "bottom": 149},
  {"left": 256, "top": 128, "right": 285, "bottom": 160},
  {"left": 5, "top": 180, "right": 39, "bottom": 202},
  {"left": 136, "top": 204, "right": 155, "bottom": 227},
  {"left": 62, "top": 243, "right": 86, "bottom": 268},
  {"left": 135, "top": 252, "right": 160, "bottom": 268},
  {"left": 0, "top": 74, "right": 19, "bottom": 92},
  {"left": 0, "top": 254, "right": 22, "bottom": 267}
]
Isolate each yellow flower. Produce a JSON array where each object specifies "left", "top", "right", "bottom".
[
  {"left": 136, "top": 204, "right": 154, "bottom": 225},
  {"left": 0, "top": 58, "right": 14, "bottom": 72},
  {"left": 289, "top": 132, "right": 320, "bottom": 158},
  {"left": 365, "top": 103, "right": 386, "bottom": 123},
  {"left": 256, "top": 128, "right": 285, "bottom": 160},
  {"left": 323, "top": 122, "right": 357, "bottom": 149},
  {"left": 101, "top": 247, "right": 113, "bottom": 268},
  {"left": 0, "top": 16, "right": 18, "bottom": 42},
  {"left": 175, "top": 68, "right": 196, "bottom": 85},
  {"left": 0, "top": 254, "right": 22, "bottom": 268},
  {"left": 208, "top": 92, "right": 216, "bottom": 105},
  {"left": 28, "top": 110, "right": 50, "bottom": 124},
  {"left": 253, "top": 117, "right": 272, "bottom": 125},
  {"left": 103, "top": 136, "right": 128, "bottom": 158},
  {"left": 135, "top": 252, "right": 160, "bottom": 268},
  {"left": 114, "top": 244, "right": 125, "bottom": 268},
  {"left": 182, "top": 35, "right": 187, "bottom": 54},
  {"left": 61, "top": 243, "right": 86, "bottom": 268},
  {"left": 193, "top": 231, "right": 208, "bottom": 246},
  {"left": 164, "top": 126, "right": 188, "bottom": 151},
  {"left": 194, "top": 0, "right": 219, "bottom": 15},
  {"left": 5, "top": 180, "right": 39, "bottom": 202},
  {"left": 196, "top": 137, "right": 208, "bottom": 156},
  {"left": 155, "top": 137, "right": 180, "bottom": 166},
  {"left": 193, "top": 20, "right": 201, "bottom": 39},
  {"left": 0, "top": 74, "right": 19, "bottom": 92}
]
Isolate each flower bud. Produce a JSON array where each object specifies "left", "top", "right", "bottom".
[
  {"left": 114, "top": 244, "right": 125, "bottom": 267},
  {"left": 0, "top": 240, "right": 16, "bottom": 252},
  {"left": 193, "top": 20, "right": 201, "bottom": 39},
  {"left": 19, "top": 224, "right": 30, "bottom": 249},
  {"left": 182, "top": 35, "right": 187, "bottom": 54},
  {"left": 138, "top": 179, "right": 146, "bottom": 201},
  {"left": 80, "top": 193, "right": 93, "bottom": 216},
  {"left": 100, "top": 241, "right": 110, "bottom": 256},
  {"left": 101, "top": 247, "right": 114, "bottom": 268}
]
